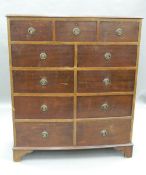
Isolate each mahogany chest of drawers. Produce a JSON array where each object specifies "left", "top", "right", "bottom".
[{"left": 7, "top": 16, "right": 142, "bottom": 161}]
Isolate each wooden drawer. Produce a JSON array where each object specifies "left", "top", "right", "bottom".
[
  {"left": 77, "top": 95, "right": 133, "bottom": 118},
  {"left": 78, "top": 45, "right": 137, "bottom": 67},
  {"left": 55, "top": 21, "right": 97, "bottom": 42},
  {"left": 11, "top": 44, "right": 74, "bottom": 67},
  {"left": 77, "top": 118, "right": 131, "bottom": 146},
  {"left": 10, "top": 20, "right": 52, "bottom": 41},
  {"left": 13, "top": 71, "right": 74, "bottom": 93},
  {"left": 15, "top": 122, "right": 73, "bottom": 147},
  {"left": 77, "top": 70, "right": 135, "bottom": 93},
  {"left": 14, "top": 96, "right": 73, "bottom": 119},
  {"left": 99, "top": 21, "right": 139, "bottom": 42}
]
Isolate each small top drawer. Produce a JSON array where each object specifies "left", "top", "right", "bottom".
[
  {"left": 99, "top": 21, "right": 139, "bottom": 42},
  {"left": 55, "top": 21, "right": 97, "bottom": 42},
  {"left": 10, "top": 20, "right": 53, "bottom": 41}
]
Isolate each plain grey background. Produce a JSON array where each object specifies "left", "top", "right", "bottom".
[{"left": 0, "top": 0, "right": 146, "bottom": 106}]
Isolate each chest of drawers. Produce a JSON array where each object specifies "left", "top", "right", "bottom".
[{"left": 7, "top": 16, "right": 142, "bottom": 161}]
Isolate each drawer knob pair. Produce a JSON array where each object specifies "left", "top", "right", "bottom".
[
  {"left": 100, "top": 129, "right": 108, "bottom": 137},
  {"left": 101, "top": 103, "right": 109, "bottom": 111},
  {"left": 40, "top": 78, "right": 48, "bottom": 86},
  {"left": 41, "top": 131, "right": 48, "bottom": 138},
  {"left": 103, "top": 78, "right": 111, "bottom": 86},
  {"left": 28, "top": 27, "right": 36, "bottom": 35},
  {"left": 40, "top": 104, "right": 48, "bottom": 112},
  {"left": 115, "top": 28, "right": 123, "bottom": 36},
  {"left": 40, "top": 52, "right": 47, "bottom": 60}
]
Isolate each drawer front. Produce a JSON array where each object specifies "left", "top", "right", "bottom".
[
  {"left": 10, "top": 20, "right": 52, "bottom": 41},
  {"left": 77, "top": 118, "right": 131, "bottom": 146},
  {"left": 55, "top": 21, "right": 97, "bottom": 42},
  {"left": 77, "top": 70, "right": 135, "bottom": 93},
  {"left": 78, "top": 45, "right": 137, "bottom": 67},
  {"left": 16, "top": 122, "right": 73, "bottom": 147},
  {"left": 77, "top": 95, "right": 133, "bottom": 118},
  {"left": 14, "top": 96, "right": 74, "bottom": 119},
  {"left": 11, "top": 45, "right": 74, "bottom": 67},
  {"left": 99, "top": 21, "right": 139, "bottom": 42},
  {"left": 13, "top": 71, "right": 74, "bottom": 93}
]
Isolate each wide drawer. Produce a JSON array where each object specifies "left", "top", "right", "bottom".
[
  {"left": 78, "top": 45, "right": 137, "bottom": 67},
  {"left": 77, "top": 118, "right": 131, "bottom": 146},
  {"left": 15, "top": 122, "right": 73, "bottom": 147},
  {"left": 55, "top": 21, "right": 97, "bottom": 42},
  {"left": 14, "top": 96, "right": 74, "bottom": 119},
  {"left": 11, "top": 45, "right": 74, "bottom": 67},
  {"left": 10, "top": 20, "right": 52, "bottom": 41},
  {"left": 99, "top": 21, "right": 139, "bottom": 42},
  {"left": 13, "top": 71, "right": 74, "bottom": 93},
  {"left": 77, "top": 95, "right": 133, "bottom": 118},
  {"left": 77, "top": 70, "right": 135, "bottom": 93}
]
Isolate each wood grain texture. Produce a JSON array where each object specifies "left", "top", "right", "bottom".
[
  {"left": 14, "top": 96, "right": 73, "bottom": 119},
  {"left": 77, "top": 118, "right": 131, "bottom": 146},
  {"left": 13, "top": 70, "right": 74, "bottom": 93},
  {"left": 78, "top": 70, "right": 135, "bottom": 93},
  {"left": 15, "top": 122, "right": 73, "bottom": 147},
  {"left": 99, "top": 21, "right": 139, "bottom": 42},
  {"left": 77, "top": 95, "right": 133, "bottom": 118},
  {"left": 55, "top": 21, "right": 97, "bottom": 41},
  {"left": 11, "top": 44, "right": 74, "bottom": 67},
  {"left": 10, "top": 20, "right": 53, "bottom": 41},
  {"left": 78, "top": 45, "right": 137, "bottom": 67}
]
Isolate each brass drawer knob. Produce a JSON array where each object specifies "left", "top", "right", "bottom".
[
  {"left": 101, "top": 103, "right": 109, "bottom": 111},
  {"left": 103, "top": 78, "right": 111, "bottom": 86},
  {"left": 73, "top": 27, "right": 80, "bottom": 36},
  {"left": 115, "top": 28, "right": 123, "bottom": 36},
  {"left": 28, "top": 27, "right": 36, "bottom": 35},
  {"left": 41, "top": 131, "right": 48, "bottom": 138},
  {"left": 40, "top": 52, "right": 47, "bottom": 60},
  {"left": 40, "top": 104, "right": 48, "bottom": 112},
  {"left": 40, "top": 78, "right": 48, "bottom": 86},
  {"left": 104, "top": 52, "right": 112, "bottom": 61},
  {"left": 100, "top": 129, "right": 108, "bottom": 137}
]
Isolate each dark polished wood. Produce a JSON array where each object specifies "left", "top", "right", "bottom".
[
  {"left": 77, "top": 95, "right": 133, "bottom": 118},
  {"left": 10, "top": 20, "right": 53, "bottom": 41},
  {"left": 55, "top": 21, "right": 97, "bottom": 41},
  {"left": 15, "top": 122, "right": 73, "bottom": 147},
  {"left": 14, "top": 96, "right": 74, "bottom": 119},
  {"left": 11, "top": 44, "right": 74, "bottom": 67},
  {"left": 78, "top": 45, "right": 137, "bottom": 67},
  {"left": 78, "top": 70, "right": 135, "bottom": 93},
  {"left": 77, "top": 118, "right": 131, "bottom": 146},
  {"left": 13, "top": 70, "right": 74, "bottom": 93},
  {"left": 99, "top": 21, "right": 139, "bottom": 42}
]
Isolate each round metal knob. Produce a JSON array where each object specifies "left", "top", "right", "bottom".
[
  {"left": 115, "top": 28, "right": 123, "bottom": 36},
  {"left": 103, "top": 78, "right": 111, "bottom": 86},
  {"left": 104, "top": 52, "right": 112, "bottom": 61},
  {"left": 100, "top": 129, "right": 108, "bottom": 137},
  {"left": 40, "top": 52, "right": 47, "bottom": 60},
  {"left": 40, "top": 78, "right": 48, "bottom": 86},
  {"left": 72, "top": 27, "right": 80, "bottom": 36},
  {"left": 40, "top": 104, "right": 48, "bottom": 112},
  {"left": 28, "top": 27, "right": 36, "bottom": 35},
  {"left": 41, "top": 131, "right": 48, "bottom": 138},
  {"left": 101, "top": 103, "right": 109, "bottom": 112}
]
